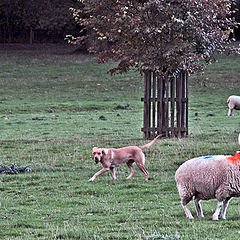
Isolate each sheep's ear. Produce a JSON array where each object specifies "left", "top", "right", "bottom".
[{"left": 238, "top": 134, "right": 240, "bottom": 145}]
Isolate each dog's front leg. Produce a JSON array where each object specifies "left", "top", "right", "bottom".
[
  {"left": 110, "top": 167, "right": 116, "bottom": 180},
  {"left": 89, "top": 168, "right": 109, "bottom": 182}
]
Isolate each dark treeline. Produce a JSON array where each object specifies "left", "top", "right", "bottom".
[
  {"left": 0, "top": 0, "right": 83, "bottom": 44},
  {"left": 0, "top": 0, "right": 240, "bottom": 45}
]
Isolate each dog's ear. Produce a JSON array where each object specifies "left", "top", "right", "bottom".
[{"left": 102, "top": 149, "right": 108, "bottom": 155}]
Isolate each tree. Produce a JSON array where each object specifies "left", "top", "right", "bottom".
[
  {"left": 72, "top": 0, "right": 240, "bottom": 139},
  {"left": 0, "top": 0, "right": 22, "bottom": 43},
  {"left": 232, "top": 0, "right": 240, "bottom": 39},
  {"left": 0, "top": 0, "right": 83, "bottom": 43},
  {"left": 72, "top": 0, "right": 240, "bottom": 75}
]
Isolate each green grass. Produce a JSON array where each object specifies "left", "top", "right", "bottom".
[{"left": 0, "top": 44, "right": 240, "bottom": 240}]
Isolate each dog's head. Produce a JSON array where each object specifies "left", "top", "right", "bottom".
[{"left": 92, "top": 147, "right": 108, "bottom": 164}]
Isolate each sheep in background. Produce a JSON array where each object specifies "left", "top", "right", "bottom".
[
  {"left": 175, "top": 134, "right": 240, "bottom": 220},
  {"left": 227, "top": 95, "right": 240, "bottom": 116}
]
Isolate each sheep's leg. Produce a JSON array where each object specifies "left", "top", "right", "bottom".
[
  {"left": 220, "top": 198, "right": 231, "bottom": 220},
  {"left": 194, "top": 198, "right": 204, "bottom": 218},
  {"left": 181, "top": 200, "right": 194, "bottom": 220},
  {"left": 212, "top": 201, "right": 223, "bottom": 220},
  {"left": 177, "top": 184, "right": 194, "bottom": 219},
  {"left": 228, "top": 108, "right": 233, "bottom": 116}
]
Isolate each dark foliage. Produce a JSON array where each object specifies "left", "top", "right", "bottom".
[
  {"left": 73, "top": 0, "right": 240, "bottom": 75},
  {"left": 0, "top": 0, "right": 83, "bottom": 43}
]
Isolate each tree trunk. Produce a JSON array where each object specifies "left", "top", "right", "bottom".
[{"left": 30, "top": 28, "right": 34, "bottom": 44}]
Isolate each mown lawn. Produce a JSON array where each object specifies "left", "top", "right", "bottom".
[{"left": 0, "top": 44, "right": 240, "bottom": 240}]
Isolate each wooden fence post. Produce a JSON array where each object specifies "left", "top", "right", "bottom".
[
  {"left": 141, "top": 70, "right": 188, "bottom": 139},
  {"left": 142, "top": 71, "right": 151, "bottom": 139}
]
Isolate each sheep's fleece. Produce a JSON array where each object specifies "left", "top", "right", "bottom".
[
  {"left": 175, "top": 152, "right": 240, "bottom": 220},
  {"left": 227, "top": 95, "right": 240, "bottom": 116}
]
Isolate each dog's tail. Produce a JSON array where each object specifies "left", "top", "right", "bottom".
[{"left": 139, "top": 135, "right": 162, "bottom": 150}]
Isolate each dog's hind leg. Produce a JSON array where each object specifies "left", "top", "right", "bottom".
[
  {"left": 136, "top": 163, "right": 149, "bottom": 181},
  {"left": 135, "top": 153, "right": 149, "bottom": 181},
  {"left": 126, "top": 160, "right": 136, "bottom": 179}
]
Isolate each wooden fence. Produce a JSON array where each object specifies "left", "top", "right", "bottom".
[{"left": 141, "top": 71, "right": 188, "bottom": 139}]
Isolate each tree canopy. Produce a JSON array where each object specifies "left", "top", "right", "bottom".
[{"left": 73, "top": 0, "right": 240, "bottom": 75}]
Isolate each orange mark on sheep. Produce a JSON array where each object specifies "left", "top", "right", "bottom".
[{"left": 227, "top": 152, "right": 240, "bottom": 163}]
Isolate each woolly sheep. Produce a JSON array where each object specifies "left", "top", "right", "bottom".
[
  {"left": 227, "top": 95, "right": 240, "bottom": 116},
  {"left": 175, "top": 135, "right": 240, "bottom": 220}
]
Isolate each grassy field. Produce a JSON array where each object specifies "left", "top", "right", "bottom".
[{"left": 0, "top": 44, "right": 240, "bottom": 240}]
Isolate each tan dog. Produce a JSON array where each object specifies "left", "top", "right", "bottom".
[{"left": 89, "top": 135, "right": 161, "bottom": 182}]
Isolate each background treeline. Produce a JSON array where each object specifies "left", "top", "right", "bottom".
[
  {"left": 0, "top": 0, "right": 83, "bottom": 44},
  {"left": 0, "top": 0, "right": 240, "bottom": 46}
]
